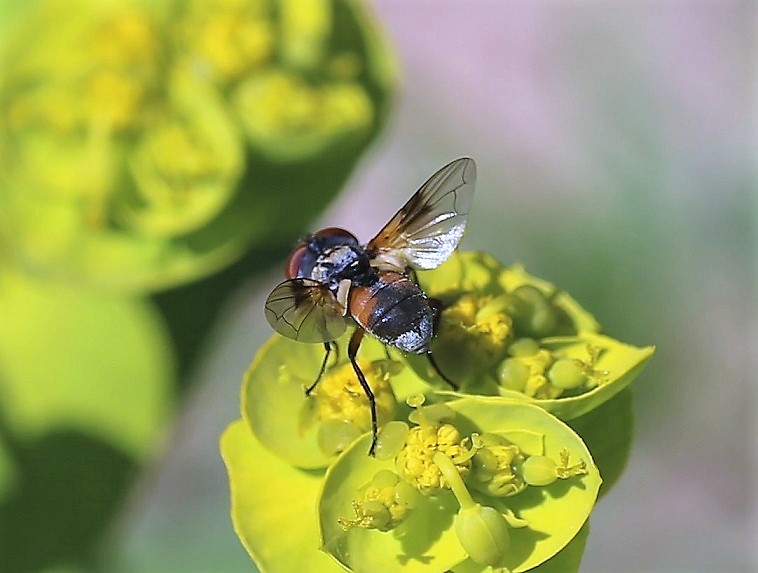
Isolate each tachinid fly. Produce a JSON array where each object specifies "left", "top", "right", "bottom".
[{"left": 265, "top": 158, "right": 477, "bottom": 454}]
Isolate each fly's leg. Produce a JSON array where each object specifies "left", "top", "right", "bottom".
[
  {"left": 426, "top": 351, "right": 458, "bottom": 390},
  {"left": 305, "top": 341, "right": 337, "bottom": 396},
  {"left": 427, "top": 297, "right": 459, "bottom": 390},
  {"left": 347, "top": 328, "right": 378, "bottom": 456}
]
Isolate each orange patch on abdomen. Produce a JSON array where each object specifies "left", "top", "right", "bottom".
[{"left": 349, "top": 272, "right": 405, "bottom": 331}]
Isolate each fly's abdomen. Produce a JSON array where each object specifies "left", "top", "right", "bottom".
[{"left": 349, "top": 272, "right": 434, "bottom": 354}]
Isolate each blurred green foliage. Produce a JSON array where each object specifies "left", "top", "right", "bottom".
[
  {"left": 0, "top": 0, "right": 395, "bottom": 570},
  {"left": 0, "top": 269, "right": 174, "bottom": 572},
  {"left": 0, "top": 0, "right": 394, "bottom": 292}
]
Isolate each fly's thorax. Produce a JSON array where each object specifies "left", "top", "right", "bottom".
[
  {"left": 310, "top": 244, "right": 370, "bottom": 287},
  {"left": 349, "top": 272, "right": 435, "bottom": 354},
  {"left": 288, "top": 228, "right": 368, "bottom": 283}
]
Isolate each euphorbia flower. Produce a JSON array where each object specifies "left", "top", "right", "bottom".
[
  {"left": 223, "top": 249, "right": 653, "bottom": 573},
  {"left": 317, "top": 397, "right": 601, "bottom": 573}
]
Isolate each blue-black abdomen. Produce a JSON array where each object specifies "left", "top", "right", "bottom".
[{"left": 349, "top": 272, "right": 435, "bottom": 354}]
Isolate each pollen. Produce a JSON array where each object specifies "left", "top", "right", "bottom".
[
  {"left": 314, "top": 359, "right": 398, "bottom": 433},
  {"left": 396, "top": 423, "right": 472, "bottom": 495}
]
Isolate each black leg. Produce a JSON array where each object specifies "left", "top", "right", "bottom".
[
  {"left": 426, "top": 351, "right": 458, "bottom": 390},
  {"left": 426, "top": 297, "right": 459, "bottom": 390},
  {"left": 347, "top": 328, "right": 378, "bottom": 456},
  {"left": 428, "top": 297, "right": 444, "bottom": 330},
  {"left": 305, "top": 342, "right": 333, "bottom": 396}
]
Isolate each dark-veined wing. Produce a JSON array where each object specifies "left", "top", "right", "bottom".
[
  {"left": 367, "top": 157, "right": 476, "bottom": 272},
  {"left": 264, "top": 279, "right": 348, "bottom": 343}
]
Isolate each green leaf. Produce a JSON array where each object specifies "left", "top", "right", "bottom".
[
  {"left": 0, "top": 267, "right": 174, "bottom": 570},
  {"left": 220, "top": 419, "right": 345, "bottom": 573},
  {"left": 0, "top": 426, "right": 18, "bottom": 502},
  {"left": 525, "top": 521, "right": 588, "bottom": 573},
  {"left": 0, "top": 268, "right": 173, "bottom": 458},
  {"left": 496, "top": 333, "right": 654, "bottom": 420},
  {"left": 318, "top": 398, "right": 601, "bottom": 573},
  {"left": 242, "top": 333, "right": 428, "bottom": 470},
  {"left": 568, "top": 388, "right": 634, "bottom": 499}
]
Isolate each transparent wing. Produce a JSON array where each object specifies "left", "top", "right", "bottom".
[
  {"left": 367, "top": 157, "right": 476, "bottom": 272},
  {"left": 264, "top": 279, "right": 349, "bottom": 343}
]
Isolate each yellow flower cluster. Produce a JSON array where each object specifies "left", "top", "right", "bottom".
[
  {"left": 338, "top": 470, "right": 419, "bottom": 532},
  {"left": 395, "top": 423, "right": 472, "bottom": 495},
  {"left": 314, "top": 360, "right": 398, "bottom": 433},
  {"left": 436, "top": 294, "right": 513, "bottom": 379},
  {"left": 175, "top": 0, "right": 273, "bottom": 82}
]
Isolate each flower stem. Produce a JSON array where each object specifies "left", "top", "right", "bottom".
[{"left": 433, "top": 451, "right": 475, "bottom": 510}]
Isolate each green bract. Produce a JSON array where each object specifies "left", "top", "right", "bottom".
[
  {"left": 242, "top": 333, "right": 428, "bottom": 469},
  {"left": 494, "top": 334, "right": 655, "bottom": 420},
  {"left": 318, "top": 398, "right": 600, "bottom": 573},
  {"left": 221, "top": 420, "right": 345, "bottom": 573},
  {"left": 0, "top": 0, "right": 394, "bottom": 291}
]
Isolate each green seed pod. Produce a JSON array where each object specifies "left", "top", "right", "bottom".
[
  {"left": 393, "top": 480, "right": 420, "bottom": 510},
  {"left": 317, "top": 419, "right": 361, "bottom": 457},
  {"left": 454, "top": 504, "right": 510, "bottom": 566},
  {"left": 528, "top": 303, "right": 558, "bottom": 338},
  {"left": 521, "top": 455, "right": 558, "bottom": 486},
  {"left": 370, "top": 469, "right": 399, "bottom": 488},
  {"left": 508, "top": 337, "right": 540, "bottom": 357},
  {"left": 497, "top": 358, "right": 530, "bottom": 391},
  {"left": 548, "top": 358, "right": 587, "bottom": 390},
  {"left": 472, "top": 447, "right": 500, "bottom": 480},
  {"left": 511, "top": 285, "right": 558, "bottom": 338},
  {"left": 373, "top": 421, "right": 410, "bottom": 460}
]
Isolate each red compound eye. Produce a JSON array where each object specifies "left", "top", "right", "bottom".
[
  {"left": 285, "top": 244, "right": 308, "bottom": 279},
  {"left": 313, "top": 227, "right": 357, "bottom": 241}
]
